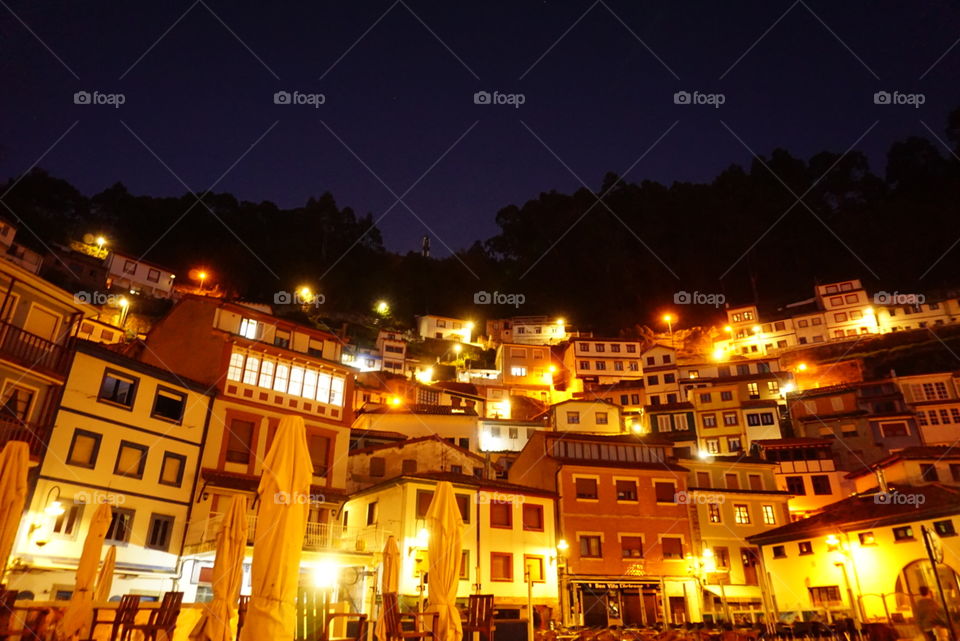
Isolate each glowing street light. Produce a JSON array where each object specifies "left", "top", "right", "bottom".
[
  {"left": 375, "top": 300, "right": 390, "bottom": 315},
  {"left": 556, "top": 539, "right": 569, "bottom": 552},
  {"left": 118, "top": 296, "right": 130, "bottom": 326},
  {"left": 95, "top": 236, "right": 106, "bottom": 249},
  {"left": 453, "top": 343, "right": 463, "bottom": 354},
  {"left": 298, "top": 286, "right": 313, "bottom": 303},
  {"left": 797, "top": 362, "right": 808, "bottom": 372},
  {"left": 197, "top": 270, "right": 208, "bottom": 293}
]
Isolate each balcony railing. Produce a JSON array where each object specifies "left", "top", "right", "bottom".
[
  {"left": 778, "top": 459, "right": 836, "bottom": 474},
  {"left": 0, "top": 319, "right": 70, "bottom": 377},
  {"left": 188, "top": 513, "right": 383, "bottom": 555},
  {"left": 0, "top": 418, "right": 49, "bottom": 460}
]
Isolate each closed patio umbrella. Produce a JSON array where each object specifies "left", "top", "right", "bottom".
[
  {"left": 0, "top": 441, "right": 29, "bottom": 582},
  {"left": 94, "top": 545, "right": 117, "bottom": 602},
  {"left": 60, "top": 502, "right": 112, "bottom": 639},
  {"left": 425, "top": 482, "right": 464, "bottom": 641},
  {"left": 375, "top": 535, "right": 401, "bottom": 641},
  {"left": 191, "top": 495, "right": 248, "bottom": 641},
  {"left": 239, "top": 415, "right": 313, "bottom": 641}
]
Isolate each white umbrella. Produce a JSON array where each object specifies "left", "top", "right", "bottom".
[
  {"left": 94, "top": 545, "right": 117, "bottom": 602},
  {"left": 375, "top": 536, "right": 401, "bottom": 641},
  {"left": 191, "top": 495, "right": 248, "bottom": 641},
  {"left": 60, "top": 502, "right": 112, "bottom": 639},
  {"left": 0, "top": 441, "right": 29, "bottom": 582},
  {"left": 426, "top": 482, "right": 464, "bottom": 641},
  {"left": 239, "top": 415, "right": 313, "bottom": 641}
]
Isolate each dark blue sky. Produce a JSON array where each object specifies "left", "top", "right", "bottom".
[{"left": 2, "top": 1, "right": 958, "bottom": 254}]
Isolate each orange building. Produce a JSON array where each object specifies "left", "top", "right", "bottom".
[{"left": 509, "top": 432, "right": 696, "bottom": 627}]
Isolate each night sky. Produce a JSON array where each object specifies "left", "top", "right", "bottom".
[{"left": 2, "top": 1, "right": 959, "bottom": 255}]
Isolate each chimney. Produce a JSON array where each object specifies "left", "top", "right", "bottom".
[{"left": 876, "top": 467, "right": 889, "bottom": 494}]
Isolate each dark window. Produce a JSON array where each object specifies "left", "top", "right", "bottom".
[
  {"left": 490, "top": 502, "right": 512, "bottom": 528},
  {"left": 721, "top": 391, "right": 733, "bottom": 401},
  {"left": 455, "top": 495, "right": 471, "bottom": 523},
  {"left": 798, "top": 541, "right": 813, "bottom": 555},
  {"left": 616, "top": 480, "right": 638, "bottom": 501},
  {"left": 934, "top": 520, "right": 956, "bottom": 537},
  {"left": 114, "top": 441, "right": 148, "bottom": 479},
  {"left": 772, "top": 545, "right": 786, "bottom": 558},
  {"left": 725, "top": 473, "right": 739, "bottom": 490},
  {"left": 893, "top": 526, "right": 914, "bottom": 541},
  {"left": 53, "top": 501, "right": 84, "bottom": 536},
  {"left": 580, "top": 536, "right": 602, "bottom": 558},
  {"left": 491, "top": 553, "right": 513, "bottom": 580},
  {"left": 106, "top": 508, "right": 135, "bottom": 543},
  {"left": 748, "top": 474, "right": 763, "bottom": 490},
  {"left": 522, "top": 504, "right": 544, "bottom": 531},
  {"left": 98, "top": 370, "right": 138, "bottom": 408},
  {"left": 696, "top": 471, "right": 710, "bottom": 487},
  {"left": 811, "top": 475, "right": 832, "bottom": 495},
  {"left": 809, "top": 586, "right": 842, "bottom": 606},
  {"left": 146, "top": 268, "right": 161, "bottom": 283},
  {"left": 451, "top": 465, "right": 463, "bottom": 474},
  {"left": 146, "top": 514, "right": 174, "bottom": 551},
  {"left": 366, "top": 502, "right": 377, "bottom": 525},
  {"left": 621, "top": 536, "right": 643, "bottom": 558},
  {"left": 654, "top": 482, "right": 676, "bottom": 503},
  {"left": 402, "top": 459, "right": 417, "bottom": 474},
  {"left": 575, "top": 478, "right": 598, "bottom": 499},
  {"left": 225, "top": 419, "right": 254, "bottom": 465},
  {"left": 158, "top": 452, "right": 186, "bottom": 487},
  {"left": 661, "top": 537, "right": 683, "bottom": 559},
  {"left": 786, "top": 476, "right": 806, "bottom": 495},
  {"left": 308, "top": 435, "right": 330, "bottom": 476},
  {"left": 416, "top": 491, "right": 434, "bottom": 518},
  {"left": 921, "top": 464, "right": 939, "bottom": 482},
  {"left": 369, "top": 457, "right": 386, "bottom": 477},
  {"left": 67, "top": 429, "right": 101, "bottom": 468},
  {"left": 151, "top": 387, "right": 186, "bottom": 423}
]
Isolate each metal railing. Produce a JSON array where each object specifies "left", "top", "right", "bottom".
[
  {"left": 0, "top": 319, "right": 70, "bottom": 377},
  {"left": 189, "top": 513, "right": 381, "bottom": 554}
]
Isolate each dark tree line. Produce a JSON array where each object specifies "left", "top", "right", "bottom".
[{"left": 2, "top": 107, "right": 959, "bottom": 334}]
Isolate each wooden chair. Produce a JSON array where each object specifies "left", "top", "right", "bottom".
[
  {"left": 462, "top": 594, "right": 495, "bottom": 641},
  {"left": 381, "top": 592, "right": 438, "bottom": 641},
  {"left": 237, "top": 595, "right": 251, "bottom": 639},
  {"left": 87, "top": 594, "right": 141, "bottom": 641},
  {"left": 123, "top": 591, "right": 182, "bottom": 641},
  {"left": 325, "top": 612, "right": 368, "bottom": 641}
]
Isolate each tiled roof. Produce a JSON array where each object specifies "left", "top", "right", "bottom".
[{"left": 844, "top": 446, "right": 960, "bottom": 478}]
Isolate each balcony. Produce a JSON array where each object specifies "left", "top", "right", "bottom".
[
  {"left": 0, "top": 417, "right": 50, "bottom": 460},
  {"left": 777, "top": 459, "right": 836, "bottom": 474},
  {"left": 0, "top": 319, "right": 71, "bottom": 378},
  {"left": 186, "top": 513, "right": 384, "bottom": 555}
]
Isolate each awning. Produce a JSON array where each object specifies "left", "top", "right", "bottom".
[{"left": 704, "top": 585, "right": 762, "bottom": 600}]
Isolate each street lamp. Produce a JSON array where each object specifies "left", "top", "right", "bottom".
[
  {"left": 118, "top": 297, "right": 130, "bottom": 327},
  {"left": 198, "top": 271, "right": 208, "bottom": 293},
  {"left": 663, "top": 314, "right": 676, "bottom": 350}
]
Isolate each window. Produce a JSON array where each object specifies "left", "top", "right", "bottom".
[
  {"left": 734, "top": 504, "right": 750, "bottom": 524},
  {"left": 152, "top": 388, "right": 186, "bottom": 423},
  {"left": 702, "top": 413, "right": 717, "bottom": 428},
  {"left": 366, "top": 502, "right": 378, "bottom": 525},
  {"left": 566, "top": 411, "right": 580, "bottom": 424},
  {"left": 809, "top": 586, "right": 842, "bottom": 606},
  {"left": 762, "top": 505, "right": 776, "bottom": 525},
  {"left": 722, "top": 412, "right": 738, "bottom": 426},
  {"left": 146, "top": 514, "right": 174, "bottom": 551},
  {"left": 369, "top": 457, "right": 386, "bottom": 477},
  {"left": 786, "top": 476, "right": 806, "bottom": 495},
  {"left": 402, "top": 459, "right": 417, "bottom": 474},
  {"left": 921, "top": 464, "right": 939, "bottom": 482},
  {"left": 159, "top": 452, "right": 186, "bottom": 487},
  {"left": 67, "top": 429, "right": 101, "bottom": 468},
  {"left": 725, "top": 473, "right": 739, "bottom": 490},
  {"left": 510, "top": 366, "right": 527, "bottom": 377},
  {"left": 456, "top": 495, "right": 471, "bottom": 523},
  {"left": 416, "top": 491, "right": 435, "bottom": 518},
  {"left": 727, "top": 436, "right": 742, "bottom": 452},
  {"left": 772, "top": 545, "right": 786, "bottom": 558},
  {"left": 696, "top": 471, "right": 710, "bottom": 487},
  {"left": 225, "top": 419, "right": 254, "bottom": 465},
  {"left": 239, "top": 318, "right": 260, "bottom": 340},
  {"left": 810, "top": 475, "right": 832, "bottom": 495},
  {"left": 881, "top": 422, "right": 909, "bottom": 438},
  {"left": 123, "top": 259, "right": 136, "bottom": 274},
  {"left": 951, "top": 464, "right": 960, "bottom": 482},
  {"left": 798, "top": 541, "right": 813, "bottom": 555},
  {"left": 934, "top": 520, "right": 956, "bottom": 537},
  {"left": 720, "top": 391, "right": 733, "bottom": 401},
  {"left": 460, "top": 550, "right": 470, "bottom": 580},
  {"left": 522, "top": 504, "right": 543, "bottom": 531},
  {"left": 0, "top": 384, "right": 33, "bottom": 421},
  {"left": 575, "top": 478, "right": 598, "bottom": 499},
  {"left": 595, "top": 361, "right": 606, "bottom": 371},
  {"left": 491, "top": 553, "right": 513, "bottom": 581},
  {"left": 858, "top": 532, "right": 876, "bottom": 545},
  {"left": 308, "top": 435, "right": 330, "bottom": 476},
  {"left": 654, "top": 482, "right": 676, "bottom": 503},
  {"left": 98, "top": 370, "right": 138, "bottom": 408},
  {"left": 595, "top": 412, "right": 608, "bottom": 425},
  {"left": 708, "top": 503, "right": 721, "bottom": 523},
  {"left": 747, "top": 383, "right": 759, "bottom": 399},
  {"left": 661, "top": 537, "right": 683, "bottom": 559},
  {"left": 524, "top": 555, "right": 545, "bottom": 582},
  {"left": 146, "top": 268, "right": 161, "bottom": 283},
  {"left": 490, "top": 502, "right": 513, "bottom": 528},
  {"left": 714, "top": 546, "right": 730, "bottom": 569},
  {"left": 106, "top": 508, "right": 135, "bottom": 543},
  {"left": 748, "top": 474, "right": 763, "bottom": 490},
  {"left": 114, "top": 441, "right": 148, "bottom": 479},
  {"left": 616, "top": 480, "right": 638, "bottom": 501},
  {"left": 579, "top": 343, "right": 590, "bottom": 352},
  {"left": 53, "top": 501, "right": 84, "bottom": 536},
  {"left": 893, "top": 526, "right": 914, "bottom": 541},
  {"left": 664, "top": 374, "right": 676, "bottom": 384},
  {"left": 621, "top": 536, "right": 643, "bottom": 558},
  {"left": 704, "top": 438, "right": 720, "bottom": 454},
  {"left": 647, "top": 375, "right": 659, "bottom": 386},
  {"left": 579, "top": 536, "right": 602, "bottom": 558}
]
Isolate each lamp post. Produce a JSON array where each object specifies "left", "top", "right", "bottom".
[
  {"left": 827, "top": 535, "right": 864, "bottom": 627},
  {"left": 663, "top": 314, "right": 675, "bottom": 349},
  {"left": 556, "top": 539, "right": 569, "bottom": 627}
]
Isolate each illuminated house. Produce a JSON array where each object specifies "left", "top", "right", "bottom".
[
  {"left": 352, "top": 404, "right": 478, "bottom": 452},
  {"left": 137, "top": 296, "right": 362, "bottom": 600},
  {"left": 748, "top": 484, "right": 960, "bottom": 623},
  {"left": 347, "top": 435, "right": 491, "bottom": 492},
  {"left": 510, "top": 431, "right": 696, "bottom": 627},
  {"left": 545, "top": 399, "right": 625, "bottom": 434},
  {"left": 844, "top": 446, "right": 960, "bottom": 493},
  {"left": 893, "top": 372, "right": 960, "bottom": 446},
  {"left": 8, "top": 341, "right": 212, "bottom": 599},
  {"left": 562, "top": 338, "right": 644, "bottom": 393},
  {"left": 342, "top": 472, "right": 559, "bottom": 613},
  {"left": 416, "top": 314, "right": 474, "bottom": 343},
  {"left": 486, "top": 315, "right": 568, "bottom": 346},
  {"left": 104, "top": 251, "right": 176, "bottom": 299},
  {"left": 689, "top": 382, "right": 782, "bottom": 456},
  {"left": 496, "top": 342, "right": 554, "bottom": 404},
  {"left": 376, "top": 329, "right": 407, "bottom": 374},
  {"left": 753, "top": 438, "right": 852, "bottom": 519}
]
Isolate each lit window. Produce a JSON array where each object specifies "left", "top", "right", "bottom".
[
  {"left": 330, "top": 377, "right": 345, "bottom": 406},
  {"left": 288, "top": 366, "right": 305, "bottom": 396},
  {"left": 734, "top": 504, "right": 750, "bottom": 524},
  {"left": 239, "top": 318, "right": 259, "bottom": 340},
  {"left": 242, "top": 356, "right": 260, "bottom": 386},
  {"left": 227, "top": 352, "right": 244, "bottom": 381},
  {"left": 511, "top": 366, "right": 527, "bottom": 377},
  {"left": 258, "top": 360, "right": 275, "bottom": 388},
  {"left": 762, "top": 505, "right": 776, "bottom": 525},
  {"left": 316, "top": 373, "right": 332, "bottom": 403},
  {"left": 273, "top": 364, "right": 290, "bottom": 393}
]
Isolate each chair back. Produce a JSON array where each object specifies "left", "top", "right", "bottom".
[
  {"left": 117, "top": 594, "right": 141, "bottom": 626},
  {"left": 382, "top": 592, "right": 402, "bottom": 638},
  {"left": 154, "top": 591, "right": 183, "bottom": 631},
  {"left": 467, "top": 594, "right": 494, "bottom": 627}
]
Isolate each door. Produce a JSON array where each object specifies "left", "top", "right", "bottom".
[
  {"left": 642, "top": 591, "right": 660, "bottom": 625},
  {"left": 741, "top": 547, "right": 760, "bottom": 585},
  {"left": 622, "top": 589, "right": 645, "bottom": 626},
  {"left": 580, "top": 588, "right": 607, "bottom": 627},
  {"left": 669, "top": 596, "right": 687, "bottom": 624},
  {"left": 23, "top": 304, "right": 59, "bottom": 341}
]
